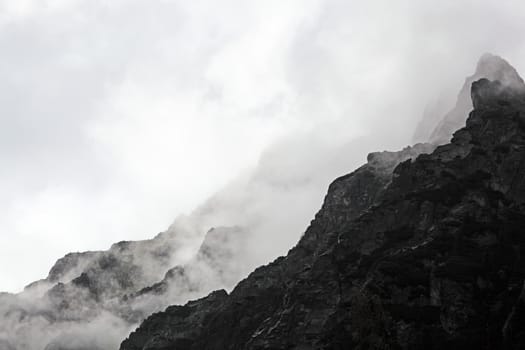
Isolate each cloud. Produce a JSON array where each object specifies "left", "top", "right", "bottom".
[{"left": 1, "top": 0, "right": 525, "bottom": 293}]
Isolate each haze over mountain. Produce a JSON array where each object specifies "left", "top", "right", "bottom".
[
  {"left": 1, "top": 53, "right": 523, "bottom": 349},
  {"left": 122, "top": 64, "right": 525, "bottom": 350}
]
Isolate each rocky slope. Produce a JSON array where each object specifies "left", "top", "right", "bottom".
[{"left": 120, "top": 77, "right": 525, "bottom": 349}]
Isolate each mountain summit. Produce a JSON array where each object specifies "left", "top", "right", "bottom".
[
  {"left": 413, "top": 53, "right": 524, "bottom": 146},
  {"left": 427, "top": 53, "right": 524, "bottom": 145}
]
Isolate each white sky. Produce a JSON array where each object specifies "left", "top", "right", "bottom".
[{"left": 1, "top": 0, "right": 525, "bottom": 292}]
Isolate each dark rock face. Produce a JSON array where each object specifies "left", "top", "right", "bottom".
[{"left": 120, "top": 79, "right": 525, "bottom": 350}]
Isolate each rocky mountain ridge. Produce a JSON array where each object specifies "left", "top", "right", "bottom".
[{"left": 120, "top": 76, "right": 525, "bottom": 348}]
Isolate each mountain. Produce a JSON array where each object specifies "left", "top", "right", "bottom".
[{"left": 120, "top": 75, "right": 525, "bottom": 347}]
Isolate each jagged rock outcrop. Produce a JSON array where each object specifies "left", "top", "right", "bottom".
[
  {"left": 120, "top": 78, "right": 525, "bottom": 349},
  {"left": 415, "top": 53, "right": 524, "bottom": 145},
  {"left": 46, "top": 230, "right": 190, "bottom": 297}
]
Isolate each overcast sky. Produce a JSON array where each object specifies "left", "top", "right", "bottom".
[{"left": 1, "top": 0, "right": 525, "bottom": 292}]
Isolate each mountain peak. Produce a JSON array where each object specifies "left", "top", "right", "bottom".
[
  {"left": 475, "top": 53, "right": 524, "bottom": 88},
  {"left": 425, "top": 53, "right": 524, "bottom": 145}
]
